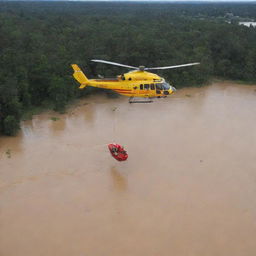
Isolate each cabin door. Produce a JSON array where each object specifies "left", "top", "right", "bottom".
[
  {"left": 150, "top": 84, "right": 158, "bottom": 95},
  {"left": 133, "top": 85, "right": 139, "bottom": 96}
]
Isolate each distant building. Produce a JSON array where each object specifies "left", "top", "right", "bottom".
[{"left": 239, "top": 22, "right": 256, "bottom": 28}]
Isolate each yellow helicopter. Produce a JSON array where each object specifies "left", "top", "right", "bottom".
[{"left": 71, "top": 59, "right": 200, "bottom": 103}]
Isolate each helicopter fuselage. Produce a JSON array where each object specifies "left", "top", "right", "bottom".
[{"left": 74, "top": 68, "right": 175, "bottom": 98}]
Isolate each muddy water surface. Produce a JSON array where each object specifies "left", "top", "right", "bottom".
[{"left": 1, "top": 82, "right": 256, "bottom": 256}]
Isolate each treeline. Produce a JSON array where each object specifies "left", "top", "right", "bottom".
[{"left": 0, "top": 1, "right": 256, "bottom": 135}]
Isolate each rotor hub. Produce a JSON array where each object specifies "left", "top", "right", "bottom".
[{"left": 138, "top": 66, "right": 145, "bottom": 71}]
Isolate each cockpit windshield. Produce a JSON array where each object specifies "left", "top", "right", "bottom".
[{"left": 163, "top": 82, "right": 170, "bottom": 90}]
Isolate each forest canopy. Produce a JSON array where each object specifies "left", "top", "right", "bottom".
[{"left": 0, "top": 1, "right": 256, "bottom": 135}]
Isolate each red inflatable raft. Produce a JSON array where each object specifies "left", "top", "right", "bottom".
[{"left": 108, "top": 143, "right": 128, "bottom": 161}]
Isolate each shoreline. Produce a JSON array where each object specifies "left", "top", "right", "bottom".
[{"left": 1, "top": 80, "right": 256, "bottom": 138}]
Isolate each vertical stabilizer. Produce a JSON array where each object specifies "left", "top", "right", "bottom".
[{"left": 71, "top": 64, "right": 89, "bottom": 89}]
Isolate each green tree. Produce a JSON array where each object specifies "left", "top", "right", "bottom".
[{"left": 3, "top": 115, "right": 20, "bottom": 136}]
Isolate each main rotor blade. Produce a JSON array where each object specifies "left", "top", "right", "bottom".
[
  {"left": 91, "top": 59, "right": 138, "bottom": 69},
  {"left": 145, "top": 62, "right": 200, "bottom": 70}
]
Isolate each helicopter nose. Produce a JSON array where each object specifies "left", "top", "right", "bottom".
[{"left": 169, "top": 86, "right": 176, "bottom": 94}]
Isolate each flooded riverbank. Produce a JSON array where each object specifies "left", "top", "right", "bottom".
[{"left": 1, "top": 81, "right": 256, "bottom": 256}]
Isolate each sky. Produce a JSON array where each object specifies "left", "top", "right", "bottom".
[
  {"left": 3, "top": 0, "right": 256, "bottom": 2},
  {"left": 67, "top": 0, "right": 256, "bottom": 2}
]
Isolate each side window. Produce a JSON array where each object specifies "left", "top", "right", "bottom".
[
  {"left": 140, "top": 84, "right": 143, "bottom": 90},
  {"left": 150, "top": 84, "right": 155, "bottom": 90},
  {"left": 144, "top": 84, "right": 149, "bottom": 90},
  {"left": 156, "top": 83, "right": 163, "bottom": 90}
]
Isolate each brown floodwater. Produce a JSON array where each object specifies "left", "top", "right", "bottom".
[{"left": 0, "top": 81, "right": 256, "bottom": 256}]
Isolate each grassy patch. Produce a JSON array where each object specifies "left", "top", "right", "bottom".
[
  {"left": 5, "top": 149, "right": 11, "bottom": 158},
  {"left": 21, "top": 101, "right": 54, "bottom": 121},
  {"left": 50, "top": 117, "right": 60, "bottom": 121},
  {"left": 211, "top": 77, "right": 256, "bottom": 86},
  {"left": 234, "top": 80, "right": 256, "bottom": 85},
  {"left": 21, "top": 106, "right": 46, "bottom": 121}
]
